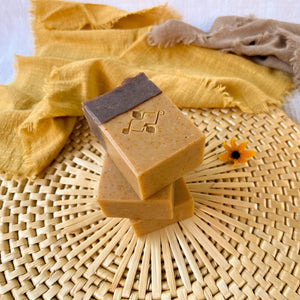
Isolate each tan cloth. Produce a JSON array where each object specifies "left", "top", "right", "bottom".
[
  {"left": 0, "top": 1, "right": 294, "bottom": 178},
  {"left": 148, "top": 17, "right": 300, "bottom": 88}
]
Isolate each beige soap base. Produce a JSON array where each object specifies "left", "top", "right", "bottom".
[{"left": 0, "top": 107, "right": 299, "bottom": 299}]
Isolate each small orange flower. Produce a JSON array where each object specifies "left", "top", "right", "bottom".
[{"left": 218, "top": 137, "right": 256, "bottom": 166}]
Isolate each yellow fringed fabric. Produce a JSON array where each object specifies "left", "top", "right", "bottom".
[{"left": 0, "top": 0, "right": 294, "bottom": 177}]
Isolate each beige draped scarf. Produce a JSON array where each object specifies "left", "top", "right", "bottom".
[{"left": 148, "top": 17, "right": 300, "bottom": 88}]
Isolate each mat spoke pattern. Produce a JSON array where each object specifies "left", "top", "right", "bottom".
[{"left": 1, "top": 107, "right": 300, "bottom": 299}]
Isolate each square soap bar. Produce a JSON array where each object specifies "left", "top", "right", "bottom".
[
  {"left": 83, "top": 73, "right": 205, "bottom": 199},
  {"left": 130, "top": 178, "right": 194, "bottom": 237},
  {"left": 97, "top": 155, "right": 174, "bottom": 220}
]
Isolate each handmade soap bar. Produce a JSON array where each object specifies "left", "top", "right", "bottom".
[
  {"left": 83, "top": 73, "right": 205, "bottom": 199},
  {"left": 130, "top": 178, "right": 194, "bottom": 236},
  {"left": 97, "top": 155, "right": 174, "bottom": 219}
]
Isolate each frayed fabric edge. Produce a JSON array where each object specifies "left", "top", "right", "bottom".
[
  {"left": 148, "top": 19, "right": 202, "bottom": 47},
  {"left": 173, "top": 70, "right": 294, "bottom": 114},
  {"left": 291, "top": 50, "right": 300, "bottom": 90}
]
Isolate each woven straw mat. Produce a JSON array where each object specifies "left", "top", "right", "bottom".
[{"left": 0, "top": 106, "right": 299, "bottom": 300}]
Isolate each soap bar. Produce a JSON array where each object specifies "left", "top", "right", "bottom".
[
  {"left": 83, "top": 73, "right": 205, "bottom": 199},
  {"left": 97, "top": 155, "right": 174, "bottom": 219},
  {"left": 130, "top": 178, "right": 194, "bottom": 237}
]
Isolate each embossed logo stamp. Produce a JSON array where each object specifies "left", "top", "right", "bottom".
[{"left": 122, "top": 111, "right": 164, "bottom": 134}]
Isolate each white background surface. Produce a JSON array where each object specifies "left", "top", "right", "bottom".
[{"left": 1, "top": 0, "right": 299, "bottom": 124}]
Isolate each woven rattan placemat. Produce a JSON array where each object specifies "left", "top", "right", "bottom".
[{"left": 1, "top": 107, "right": 299, "bottom": 299}]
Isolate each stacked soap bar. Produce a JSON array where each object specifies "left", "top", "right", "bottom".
[
  {"left": 98, "top": 156, "right": 194, "bottom": 236},
  {"left": 82, "top": 73, "right": 205, "bottom": 236},
  {"left": 130, "top": 177, "right": 194, "bottom": 236},
  {"left": 98, "top": 156, "right": 174, "bottom": 220}
]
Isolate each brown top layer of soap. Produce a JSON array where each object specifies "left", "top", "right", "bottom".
[{"left": 82, "top": 73, "right": 162, "bottom": 124}]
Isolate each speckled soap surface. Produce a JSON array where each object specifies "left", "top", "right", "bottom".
[
  {"left": 100, "top": 91, "right": 205, "bottom": 199},
  {"left": 97, "top": 155, "right": 174, "bottom": 220},
  {"left": 130, "top": 177, "right": 194, "bottom": 236}
]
